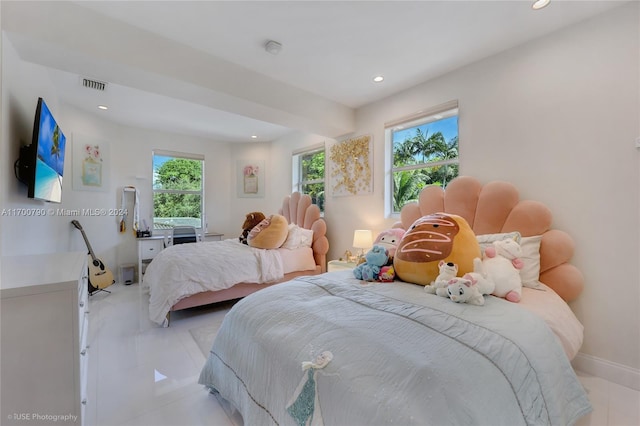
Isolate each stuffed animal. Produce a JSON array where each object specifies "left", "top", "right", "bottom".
[
  {"left": 444, "top": 277, "right": 485, "bottom": 305},
  {"left": 373, "top": 229, "right": 406, "bottom": 259},
  {"left": 482, "top": 238, "right": 524, "bottom": 302},
  {"left": 353, "top": 245, "right": 389, "bottom": 281},
  {"left": 247, "top": 214, "right": 289, "bottom": 249},
  {"left": 462, "top": 257, "right": 495, "bottom": 296},
  {"left": 378, "top": 265, "right": 396, "bottom": 282},
  {"left": 424, "top": 260, "right": 458, "bottom": 295},
  {"left": 394, "top": 213, "right": 481, "bottom": 286},
  {"left": 442, "top": 257, "right": 496, "bottom": 305},
  {"left": 239, "top": 212, "right": 265, "bottom": 245}
]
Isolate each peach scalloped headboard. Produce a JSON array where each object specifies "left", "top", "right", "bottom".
[
  {"left": 279, "top": 192, "right": 329, "bottom": 273},
  {"left": 394, "top": 176, "right": 584, "bottom": 302}
]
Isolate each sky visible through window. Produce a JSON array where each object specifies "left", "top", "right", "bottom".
[{"left": 392, "top": 116, "right": 458, "bottom": 144}]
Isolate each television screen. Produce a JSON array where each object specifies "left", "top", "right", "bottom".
[{"left": 30, "top": 98, "right": 66, "bottom": 203}]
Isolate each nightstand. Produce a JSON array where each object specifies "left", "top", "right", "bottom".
[
  {"left": 204, "top": 232, "right": 224, "bottom": 242},
  {"left": 137, "top": 236, "right": 165, "bottom": 281},
  {"left": 327, "top": 260, "right": 358, "bottom": 272}
]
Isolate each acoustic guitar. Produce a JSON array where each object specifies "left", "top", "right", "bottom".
[{"left": 71, "top": 220, "right": 115, "bottom": 293}]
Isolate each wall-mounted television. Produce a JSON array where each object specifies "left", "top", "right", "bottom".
[{"left": 15, "top": 98, "right": 67, "bottom": 203}]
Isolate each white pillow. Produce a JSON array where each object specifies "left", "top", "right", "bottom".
[
  {"left": 476, "top": 232, "right": 521, "bottom": 254},
  {"left": 281, "top": 224, "right": 314, "bottom": 249},
  {"left": 519, "top": 235, "right": 543, "bottom": 288}
]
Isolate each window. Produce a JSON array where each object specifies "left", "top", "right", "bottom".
[
  {"left": 152, "top": 150, "right": 205, "bottom": 230},
  {"left": 292, "top": 145, "right": 325, "bottom": 212},
  {"left": 386, "top": 101, "right": 459, "bottom": 215}
]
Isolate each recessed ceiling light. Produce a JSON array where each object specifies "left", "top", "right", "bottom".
[
  {"left": 373, "top": 75, "right": 384, "bottom": 83},
  {"left": 251, "top": 135, "right": 258, "bottom": 139},
  {"left": 97, "top": 105, "right": 108, "bottom": 110},
  {"left": 532, "top": 0, "right": 550, "bottom": 10}
]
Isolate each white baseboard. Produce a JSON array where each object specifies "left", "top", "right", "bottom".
[{"left": 572, "top": 352, "right": 640, "bottom": 391}]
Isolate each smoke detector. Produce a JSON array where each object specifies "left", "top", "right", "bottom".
[{"left": 264, "top": 40, "right": 282, "bottom": 55}]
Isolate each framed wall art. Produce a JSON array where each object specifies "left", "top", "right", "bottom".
[
  {"left": 72, "top": 134, "right": 110, "bottom": 192},
  {"left": 329, "top": 134, "right": 373, "bottom": 196},
  {"left": 236, "top": 159, "right": 265, "bottom": 198}
]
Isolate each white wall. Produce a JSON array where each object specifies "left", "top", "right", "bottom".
[
  {"left": 1, "top": 35, "right": 240, "bottom": 277},
  {"left": 1, "top": 34, "right": 71, "bottom": 256},
  {"left": 270, "top": 3, "right": 640, "bottom": 378}
]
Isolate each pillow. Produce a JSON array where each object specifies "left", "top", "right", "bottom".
[
  {"left": 277, "top": 247, "right": 317, "bottom": 273},
  {"left": 281, "top": 224, "right": 314, "bottom": 250},
  {"left": 519, "top": 235, "right": 543, "bottom": 287},
  {"left": 247, "top": 214, "right": 289, "bottom": 249},
  {"left": 476, "top": 231, "right": 522, "bottom": 254}
]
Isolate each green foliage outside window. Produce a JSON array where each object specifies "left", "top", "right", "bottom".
[
  {"left": 153, "top": 157, "right": 203, "bottom": 228},
  {"left": 392, "top": 118, "right": 459, "bottom": 212},
  {"left": 300, "top": 150, "right": 325, "bottom": 211}
]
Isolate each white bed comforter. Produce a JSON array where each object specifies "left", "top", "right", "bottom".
[
  {"left": 143, "top": 240, "right": 283, "bottom": 325},
  {"left": 199, "top": 271, "right": 592, "bottom": 426}
]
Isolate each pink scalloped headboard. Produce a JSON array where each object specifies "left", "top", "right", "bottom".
[
  {"left": 279, "top": 192, "right": 329, "bottom": 273},
  {"left": 394, "top": 176, "right": 584, "bottom": 302}
]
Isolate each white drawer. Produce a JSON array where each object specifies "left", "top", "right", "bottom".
[{"left": 140, "top": 239, "right": 163, "bottom": 260}]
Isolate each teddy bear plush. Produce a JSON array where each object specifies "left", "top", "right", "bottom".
[
  {"left": 353, "top": 245, "right": 389, "bottom": 281},
  {"left": 424, "top": 260, "right": 458, "bottom": 295},
  {"left": 239, "top": 212, "right": 265, "bottom": 245},
  {"left": 482, "top": 238, "right": 524, "bottom": 302}
]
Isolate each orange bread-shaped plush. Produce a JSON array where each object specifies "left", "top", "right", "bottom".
[
  {"left": 394, "top": 213, "right": 480, "bottom": 286},
  {"left": 247, "top": 214, "right": 289, "bottom": 249}
]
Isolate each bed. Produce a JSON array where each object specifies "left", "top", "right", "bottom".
[
  {"left": 142, "top": 192, "right": 329, "bottom": 326},
  {"left": 198, "top": 176, "right": 591, "bottom": 425}
]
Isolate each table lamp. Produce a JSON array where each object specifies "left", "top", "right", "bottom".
[{"left": 352, "top": 229, "right": 373, "bottom": 261}]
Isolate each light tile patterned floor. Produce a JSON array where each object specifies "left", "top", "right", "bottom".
[{"left": 87, "top": 283, "right": 639, "bottom": 426}]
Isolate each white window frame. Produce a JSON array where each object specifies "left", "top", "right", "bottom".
[
  {"left": 292, "top": 143, "right": 326, "bottom": 212},
  {"left": 152, "top": 149, "right": 205, "bottom": 231},
  {"left": 385, "top": 100, "right": 459, "bottom": 218}
]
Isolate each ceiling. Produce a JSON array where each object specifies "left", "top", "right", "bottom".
[{"left": 1, "top": 0, "right": 627, "bottom": 143}]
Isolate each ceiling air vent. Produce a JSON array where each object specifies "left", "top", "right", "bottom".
[{"left": 81, "top": 78, "right": 107, "bottom": 91}]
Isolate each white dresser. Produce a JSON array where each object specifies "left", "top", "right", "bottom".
[{"left": 1, "top": 251, "right": 89, "bottom": 426}]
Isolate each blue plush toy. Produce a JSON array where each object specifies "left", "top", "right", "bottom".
[{"left": 353, "top": 245, "right": 389, "bottom": 281}]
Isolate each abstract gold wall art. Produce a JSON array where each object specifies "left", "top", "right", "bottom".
[{"left": 329, "top": 135, "right": 372, "bottom": 196}]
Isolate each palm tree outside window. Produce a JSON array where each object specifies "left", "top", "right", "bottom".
[{"left": 386, "top": 101, "right": 459, "bottom": 215}]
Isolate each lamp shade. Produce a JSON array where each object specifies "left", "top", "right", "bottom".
[{"left": 352, "top": 229, "right": 373, "bottom": 249}]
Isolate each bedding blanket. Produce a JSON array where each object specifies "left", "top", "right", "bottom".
[
  {"left": 143, "top": 239, "right": 283, "bottom": 325},
  {"left": 199, "top": 271, "right": 591, "bottom": 426}
]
